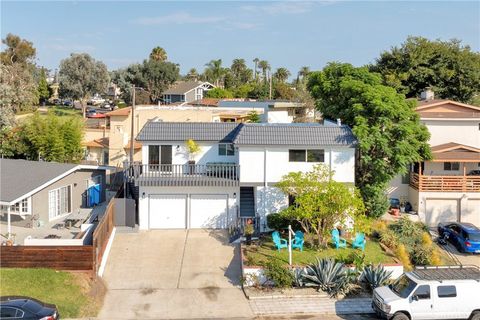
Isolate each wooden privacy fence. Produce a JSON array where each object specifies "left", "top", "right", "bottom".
[
  {"left": 410, "top": 172, "right": 480, "bottom": 192},
  {"left": 0, "top": 245, "right": 94, "bottom": 270},
  {"left": 92, "top": 191, "right": 116, "bottom": 274}
]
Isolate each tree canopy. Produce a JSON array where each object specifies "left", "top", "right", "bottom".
[
  {"left": 149, "top": 46, "right": 167, "bottom": 62},
  {"left": 277, "top": 164, "right": 365, "bottom": 248},
  {"left": 59, "top": 53, "right": 109, "bottom": 116},
  {"left": 372, "top": 36, "right": 480, "bottom": 103},
  {"left": 308, "top": 63, "right": 431, "bottom": 217}
]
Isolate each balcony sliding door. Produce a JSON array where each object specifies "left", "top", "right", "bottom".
[{"left": 148, "top": 145, "right": 172, "bottom": 172}]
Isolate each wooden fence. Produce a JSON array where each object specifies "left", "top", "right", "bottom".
[
  {"left": 410, "top": 172, "right": 480, "bottom": 192},
  {"left": 92, "top": 190, "right": 117, "bottom": 274},
  {"left": 0, "top": 245, "right": 94, "bottom": 270}
]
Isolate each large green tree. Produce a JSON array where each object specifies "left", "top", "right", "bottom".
[
  {"left": 142, "top": 59, "right": 179, "bottom": 102},
  {"left": 37, "top": 69, "right": 50, "bottom": 104},
  {"left": 203, "top": 59, "right": 226, "bottom": 87},
  {"left": 59, "top": 53, "right": 109, "bottom": 117},
  {"left": 308, "top": 63, "right": 431, "bottom": 218},
  {"left": 204, "top": 87, "right": 233, "bottom": 99},
  {"left": 372, "top": 36, "right": 480, "bottom": 103},
  {"left": 274, "top": 67, "right": 291, "bottom": 83}
]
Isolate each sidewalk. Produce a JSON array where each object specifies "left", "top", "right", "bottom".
[{"left": 249, "top": 297, "right": 374, "bottom": 316}]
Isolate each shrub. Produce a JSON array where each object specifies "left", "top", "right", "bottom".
[
  {"left": 380, "top": 229, "right": 398, "bottom": 250},
  {"left": 370, "top": 220, "right": 388, "bottom": 238},
  {"left": 266, "top": 213, "right": 301, "bottom": 231},
  {"left": 430, "top": 248, "right": 442, "bottom": 266},
  {"left": 303, "top": 258, "right": 352, "bottom": 297},
  {"left": 411, "top": 244, "right": 431, "bottom": 265},
  {"left": 336, "top": 251, "right": 365, "bottom": 271},
  {"left": 292, "top": 267, "right": 307, "bottom": 287},
  {"left": 360, "top": 264, "right": 393, "bottom": 291},
  {"left": 262, "top": 258, "right": 294, "bottom": 288},
  {"left": 396, "top": 244, "right": 412, "bottom": 271}
]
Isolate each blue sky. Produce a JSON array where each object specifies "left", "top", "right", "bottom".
[{"left": 1, "top": 1, "right": 479, "bottom": 76}]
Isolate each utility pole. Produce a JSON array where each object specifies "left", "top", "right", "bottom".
[
  {"left": 269, "top": 70, "right": 272, "bottom": 100},
  {"left": 130, "top": 85, "right": 135, "bottom": 164}
]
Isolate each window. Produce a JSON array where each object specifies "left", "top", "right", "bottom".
[
  {"left": 21, "top": 198, "right": 28, "bottom": 213},
  {"left": 289, "top": 149, "right": 325, "bottom": 162},
  {"left": 444, "top": 162, "right": 460, "bottom": 171},
  {"left": 307, "top": 150, "right": 324, "bottom": 162},
  {"left": 10, "top": 202, "right": 20, "bottom": 213},
  {"left": 289, "top": 150, "right": 306, "bottom": 162},
  {"left": 437, "top": 285, "right": 456, "bottom": 298},
  {"left": 48, "top": 185, "right": 72, "bottom": 219},
  {"left": 219, "top": 144, "right": 235, "bottom": 156},
  {"left": 413, "top": 285, "right": 430, "bottom": 300},
  {"left": 0, "top": 307, "right": 18, "bottom": 318}
]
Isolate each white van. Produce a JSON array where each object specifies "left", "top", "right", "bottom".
[{"left": 372, "top": 265, "right": 480, "bottom": 320}]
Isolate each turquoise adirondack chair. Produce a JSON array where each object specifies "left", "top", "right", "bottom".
[
  {"left": 352, "top": 232, "right": 366, "bottom": 251},
  {"left": 331, "top": 229, "right": 347, "bottom": 249},
  {"left": 292, "top": 231, "right": 304, "bottom": 251},
  {"left": 272, "top": 231, "right": 288, "bottom": 251}
]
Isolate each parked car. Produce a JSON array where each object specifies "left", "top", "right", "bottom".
[
  {"left": 86, "top": 107, "right": 97, "bottom": 118},
  {"left": 467, "top": 170, "right": 480, "bottom": 176},
  {"left": 0, "top": 296, "right": 59, "bottom": 319},
  {"left": 63, "top": 99, "right": 72, "bottom": 106},
  {"left": 438, "top": 222, "right": 480, "bottom": 253},
  {"left": 372, "top": 266, "right": 480, "bottom": 320}
]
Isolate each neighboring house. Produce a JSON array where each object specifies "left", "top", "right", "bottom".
[
  {"left": 0, "top": 159, "right": 107, "bottom": 233},
  {"left": 388, "top": 96, "right": 480, "bottom": 227},
  {"left": 162, "top": 81, "right": 215, "bottom": 105},
  {"left": 218, "top": 99, "right": 317, "bottom": 123},
  {"left": 128, "top": 122, "right": 356, "bottom": 231},
  {"left": 82, "top": 137, "right": 110, "bottom": 165}
]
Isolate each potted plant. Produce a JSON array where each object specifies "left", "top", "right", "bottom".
[
  {"left": 185, "top": 139, "right": 201, "bottom": 174},
  {"left": 244, "top": 219, "right": 254, "bottom": 245}
]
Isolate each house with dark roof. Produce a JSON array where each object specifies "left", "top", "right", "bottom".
[
  {"left": 0, "top": 159, "right": 107, "bottom": 234},
  {"left": 162, "top": 81, "right": 215, "bottom": 105},
  {"left": 128, "top": 121, "right": 357, "bottom": 231},
  {"left": 388, "top": 93, "right": 480, "bottom": 228}
]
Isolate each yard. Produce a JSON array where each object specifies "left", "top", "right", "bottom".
[
  {"left": 15, "top": 105, "right": 82, "bottom": 122},
  {"left": 243, "top": 235, "right": 395, "bottom": 267},
  {"left": 0, "top": 268, "right": 105, "bottom": 318}
]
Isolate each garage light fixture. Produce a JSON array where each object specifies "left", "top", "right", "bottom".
[
  {"left": 233, "top": 192, "right": 236, "bottom": 199},
  {"left": 142, "top": 192, "right": 146, "bottom": 199}
]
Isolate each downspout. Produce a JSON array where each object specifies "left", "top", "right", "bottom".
[{"left": 263, "top": 147, "right": 267, "bottom": 231}]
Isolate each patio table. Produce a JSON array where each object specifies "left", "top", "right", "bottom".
[{"left": 64, "top": 210, "right": 90, "bottom": 228}]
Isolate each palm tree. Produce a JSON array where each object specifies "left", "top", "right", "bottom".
[
  {"left": 258, "top": 60, "right": 270, "bottom": 82},
  {"left": 253, "top": 58, "right": 260, "bottom": 80},
  {"left": 149, "top": 46, "right": 167, "bottom": 62},
  {"left": 298, "top": 66, "right": 310, "bottom": 82},
  {"left": 204, "top": 59, "right": 225, "bottom": 87},
  {"left": 186, "top": 68, "right": 198, "bottom": 80},
  {"left": 231, "top": 59, "right": 246, "bottom": 78},
  {"left": 274, "top": 67, "right": 291, "bottom": 83}
]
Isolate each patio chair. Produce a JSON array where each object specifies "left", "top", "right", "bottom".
[
  {"left": 272, "top": 231, "right": 288, "bottom": 251},
  {"left": 352, "top": 232, "right": 366, "bottom": 251},
  {"left": 292, "top": 231, "right": 304, "bottom": 251},
  {"left": 331, "top": 229, "right": 347, "bottom": 249}
]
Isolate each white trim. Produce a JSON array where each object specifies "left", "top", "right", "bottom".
[
  {"left": 1, "top": 165, "right": 109, "bottom": 206},
  {"left": 98, "top": 227, "right": 116, "bottom": 277}
]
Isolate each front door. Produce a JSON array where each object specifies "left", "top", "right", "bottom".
[
  {"left": 410, "top": 285, "right": 433, "bottom": 319},
  {"left": 160, "top": 145, "right": 172, "bottom": 172}
]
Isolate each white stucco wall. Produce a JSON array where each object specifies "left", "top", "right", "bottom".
[
  {"left": 266, "top": 110, "right": 293, "bottom": 123},
  {"left": 138, "top": 186, "right": 238, "bottom": 230},
  {"left": 423, "top": 161, "right": 479, "bottom": 176},
  {"left": 422, "top": 119, "right": 480, "bottom": 148},
  {"left": 238, "top": 146, "right": 355, "bottom": 184},
  {"left": 255, "top": 186, "right": 289, "bottom": 231},
  {"left": 387, "top": 175, "right": 410, "bottom": 201}
]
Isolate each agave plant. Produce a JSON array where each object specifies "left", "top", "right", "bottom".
[
  {"left": 303, "top": 258, "right": 351, "bottom": 297},
  {"left": 292, "top": 267, "right": 307, "bottom": 287},
  {"left": 360, "top": 264, "right": 393, "bottom": 291}
]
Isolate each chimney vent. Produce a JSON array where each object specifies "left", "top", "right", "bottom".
[
  {"left": 337, "top": 118, "right": 342, "bottom": 126},
  {"left": 421, "top": 88, "right": 435, "bottom": 101}
]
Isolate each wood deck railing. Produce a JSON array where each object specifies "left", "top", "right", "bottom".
[{"left": 410, "top": 172, "right": 480, "bottom": 192}]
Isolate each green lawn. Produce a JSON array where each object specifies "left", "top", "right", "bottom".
[
  {"left": 0, "top": 268, "right": 103, "bottom": 318},
  {"left": 43, "top": 105, "right": 83, "bottom": 117},
  {"left": 243, "top": 236, "right": 395, "bottom": 267}
]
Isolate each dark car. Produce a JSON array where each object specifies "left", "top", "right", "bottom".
[
  {"left": 0, "top": 296, "right": 59, "bottom": 319},
  {"left": 85, "top": 107, "right": 97, "bottom": 118},
  {"left": 438, "top": 222, "right": 480, "bottom": 253},
  {"left": 63, "top": 99, "right": 72, "bottom": 106},
  {"left": 467, "top": 170, "right": 480, "bottom": 176}
]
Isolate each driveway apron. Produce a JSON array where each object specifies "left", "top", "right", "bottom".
[{"left": 98, "top": 229, "right": 253, "bottom": 319}]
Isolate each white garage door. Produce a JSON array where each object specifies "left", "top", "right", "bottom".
[
  {"left": 149, "top": 194, "right": 187, "bottom": 229},
  {"left": 463, "top": 199, "right": 480, "bottom": 227},
  {"left": 425, "top": 199, "right": 459, "bottom": 227},
  {"left": 190, "top": 194, "right": 228, "bottom": 229}
]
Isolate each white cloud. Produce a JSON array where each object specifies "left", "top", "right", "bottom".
[
  {"left": 133, "top": 12, "right": 226, "bottom": 26},
  {"left": 241, "top": 2, "right": 315, "bottom": 15}
]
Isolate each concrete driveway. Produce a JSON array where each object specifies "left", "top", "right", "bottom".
[
  {"left": 98, "top": 229, "right": 253, "bottom": 319},
  {"left": 440, "top": 242, "right": 480, "bottom": 266}
]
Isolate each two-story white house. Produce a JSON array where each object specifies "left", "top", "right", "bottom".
[
  {"left": 388, "top": 98, "right": 480, "bottom": 227},
  {"left": 130, "top": 122, "right": 357, "bottom": 231}
]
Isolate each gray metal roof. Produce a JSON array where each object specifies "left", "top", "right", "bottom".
[
  {"left": 136, "top": 122, "right": 240, "bottom": 142},
  {"left": 162, "top": 81, "right": 206, "bottom": 95},
  {"left": 136, "top": 122, "right": 357, "bottom": 147},
  {"left": 0, "top": 159, "right": 78, "bottom": 203},
  {"left": 233, "top": 123, "right": 357, "bottom": 146}
]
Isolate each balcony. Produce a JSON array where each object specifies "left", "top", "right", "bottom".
[
  {"left": 126, "top": 163, "right": 239, "bottom": 187},
  {"left": 410, "top": 172, "right": 480, "bottom": 192}
]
